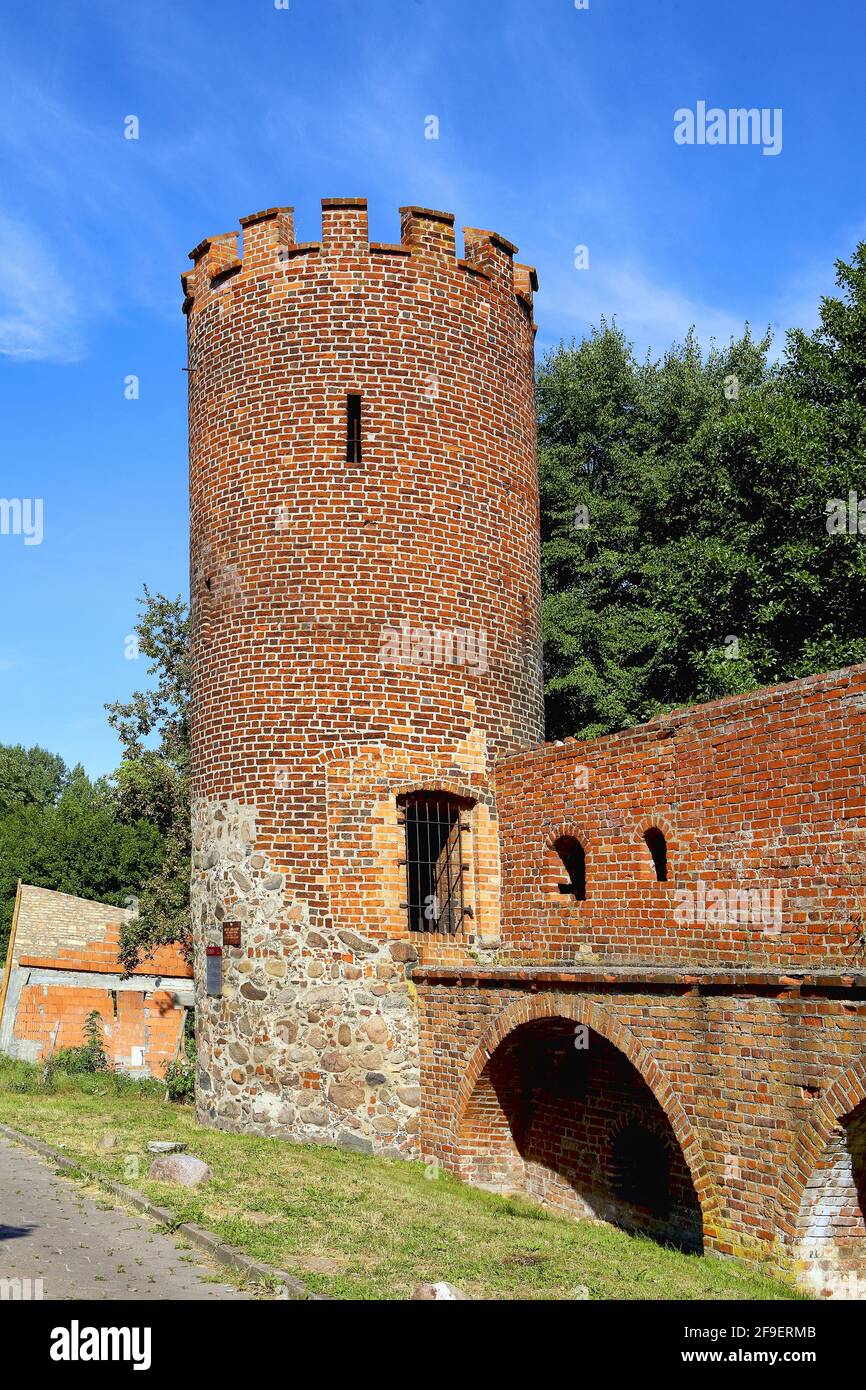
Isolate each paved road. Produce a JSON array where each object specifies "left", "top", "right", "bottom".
[{"left": 0, "top": 1134, "right": 250, "bottom": 1300}]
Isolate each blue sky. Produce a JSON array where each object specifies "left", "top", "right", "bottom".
[{"left": 1, "top": 0, "right": 864, "bottom": 777}]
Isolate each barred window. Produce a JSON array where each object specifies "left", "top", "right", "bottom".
[{"left": 398, "top": 792, "right": 471, "bottom": 934}]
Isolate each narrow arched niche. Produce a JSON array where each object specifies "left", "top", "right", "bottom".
[
  {"left": 643, "top": 826, "right": 668, "bottom": 882},
  {"left": 549, "top": 835, "right": 587, "bottom": 901}
]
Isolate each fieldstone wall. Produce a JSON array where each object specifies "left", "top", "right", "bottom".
[
  {"left": 190, "top": 729, "right": 505, "bottom": 1152},
  {"left": 192, "top": 795, "right": 421, "bottom": 1153}
]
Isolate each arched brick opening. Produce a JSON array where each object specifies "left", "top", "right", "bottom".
[
  {"left": 544, "top": 835, "right": 587, "bottom": 901},
  {"left": 776, "top": 1057, "right": 866, "bottom": 1227},
  {"left": 456, "top": 1002, "right": 706, "bottom": 1252},
  {"left": 540, "top": 823, "right": 593, "bottom": 906},
  {"left": 792, "top": 1096, "right": 866, "bottom": 1298},
  {"left": 633, "top": 812, "right": 678, "bottom": 886},
  {"left": 388, "top": 777, "right": 492, "bottom": 807},
  {"left": 643, "top": 827, "right": 668, "bottom": 882}
]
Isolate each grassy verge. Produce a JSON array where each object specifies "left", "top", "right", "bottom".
[{"left": 0, "top": 1057, "right": 801, "bottom": 1301}]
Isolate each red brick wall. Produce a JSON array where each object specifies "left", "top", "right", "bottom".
[
  {"left": 187, "top": 198, "right": 543, "bottom": 911},
  {"left": 8, "top": 885, "right": 191, "bottom": 981},
  {"left": 415, "top": 981, "right": 866, "bottom": 1283},
  {"left": 13, "top": 984, "right": 183, "bottom": 1075},
  {"left": 494, "top": 664, "right": 866, "bottom": 966},
  {"left": 1, "top": 886, "right": 191, "bottom": 1078},
  {"left": 18, "top": 932, "right": 192, "bottom": 980},
  {"left": 412, "top": 663, "right": 866, "bottom": 1287}
]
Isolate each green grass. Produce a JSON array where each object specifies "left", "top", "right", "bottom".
[{"left": 0, "top": 1057, "right": 802, "bottom": 1301}]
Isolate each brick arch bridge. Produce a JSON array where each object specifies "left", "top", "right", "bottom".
[
  {"left": 448, "top": 993, "right": 717, "bottom": 1250},
  {"left": 414, "top": 965, "right": 866, "bottom": 1284},
  {"left": 410, "top": 663, "right": 866, "bottom": 1296}
]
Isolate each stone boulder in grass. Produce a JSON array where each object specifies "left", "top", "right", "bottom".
[
  {"left": 147, "top": 1153, "right": 212, "bottom": 1187},
  {"left": 411, "top": 1282, "right": 470, "bottom": 1300}
]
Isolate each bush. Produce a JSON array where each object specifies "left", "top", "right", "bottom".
[
  {"left": 163, "top": 1039, "right": 195, "bottom": 1104},
  {"left": 0, "top": 1056, "right": 49, "bottom": 1093},
  {"left": 51, "top": 1010, "right": 109, "bottom": 1076},
  {"left": 0, "top": 1053, "right": 162, "bottom": 1099},
  {"left": 51, "top": 1047, "right": 96, "bottom": 1075}
]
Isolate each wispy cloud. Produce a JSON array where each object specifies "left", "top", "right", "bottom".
[
  {"left": 537, "top": 251, "right": 750, "bottom": 361},
  {"left": 0, "top": 214, "right": 82, "bottom": 362},
  {"left": 770, "top": 223, "right": 866, "bottom": 341},
  {"left": 0, "top": 0, "right": 859, "bottom": 371},
  {"left": 534, "top": 228, "right": 863, "bottom": 363}
]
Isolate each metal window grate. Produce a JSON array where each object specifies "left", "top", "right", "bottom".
[
  {"left": 398, "top": 792, "right": 470, "bottom": 934},
  {"left": 346, "top": 393, "right": 362, "bottom": 463}
]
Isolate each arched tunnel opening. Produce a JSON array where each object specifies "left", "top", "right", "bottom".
[{"left": 458, "top": 1017, "right": 703, "bottom": 1252}]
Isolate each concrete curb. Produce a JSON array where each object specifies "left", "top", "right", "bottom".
[{"left": 0, "top": 1121, "right": 318, "bottom": 1301}]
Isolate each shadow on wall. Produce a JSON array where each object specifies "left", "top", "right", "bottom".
[{"left": 457, "top": 1017, "right": 704, "bottom": 1253}]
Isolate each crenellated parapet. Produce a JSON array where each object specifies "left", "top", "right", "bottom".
[{"left": 182, "top": 198, "right": 537, "bottom": 330}]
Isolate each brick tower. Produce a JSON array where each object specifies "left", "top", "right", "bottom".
[{"left": 185, "top": 199, "right": 542, "bottom": 1151}]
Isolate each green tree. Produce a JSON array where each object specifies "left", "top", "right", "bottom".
[
  {"left": 0, "top": 744, "right": 68, "bottom": 816},
  {"left": 0, "top": 592, "right": 192, "bottom": 969},
  {"left": 106, "top": 588, "right": 191, "bottom": 971},
  {"left": 0, "top": 766, "right": 163, "bottom": 953},
  {"left": 539, "top": 246, "right": 866, "bottom": 740}
]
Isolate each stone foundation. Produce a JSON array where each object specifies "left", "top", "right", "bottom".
[{"left": 192, "top": 795, "right": 421, "bottom": 1153}]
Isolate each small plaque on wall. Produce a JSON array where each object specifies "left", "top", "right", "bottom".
[
  {"left": 222, "top": 922, "right": 241, "bottom": 948},
  {"left": 205, "top": 944, "right": 223, "bottom": 996}
]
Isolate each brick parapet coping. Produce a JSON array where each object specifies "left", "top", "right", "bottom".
[
  {"left": 411, "top": 963, "right": 866, "bottom": 994},
  {"left": 184, "top": 198, "right": 538, "bottom": 327}
]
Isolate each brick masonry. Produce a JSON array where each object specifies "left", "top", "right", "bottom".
[
  {"left": 494, "top": 664, "right": 866, "bottom": 968},
  {"left": 186, "top": 200, "right": 543, "bottom": 1153},
  {"left": 185, "top": 197, "right": 866, "bottom": 1296},
  {"left": 0, "top": 885, "right": 192, "bottom": 1077}
]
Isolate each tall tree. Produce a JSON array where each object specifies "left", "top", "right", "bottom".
[
  {"left": 0, "top": 760, "right": 162, "bottom": 952},
  {"left": 539, "top": 246, "right": 866, "bottom": 740},
  {"left": 106, "top": 588, "right": 191, "bottom": 971},
  {"left": 0, "top": 744, "right": 68, "bottom": 817}
]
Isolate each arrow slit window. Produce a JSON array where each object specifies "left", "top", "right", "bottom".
[{"left": 346, "top": 393, "right": 362, "bottom": 463}]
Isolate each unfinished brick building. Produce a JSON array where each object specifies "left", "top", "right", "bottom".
[
  {"left": 185, "top": 198, "right": 866, "bottom": 1297},
  {"left": 0, "top": 885, "right": 192, "bottom": 1076}
]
